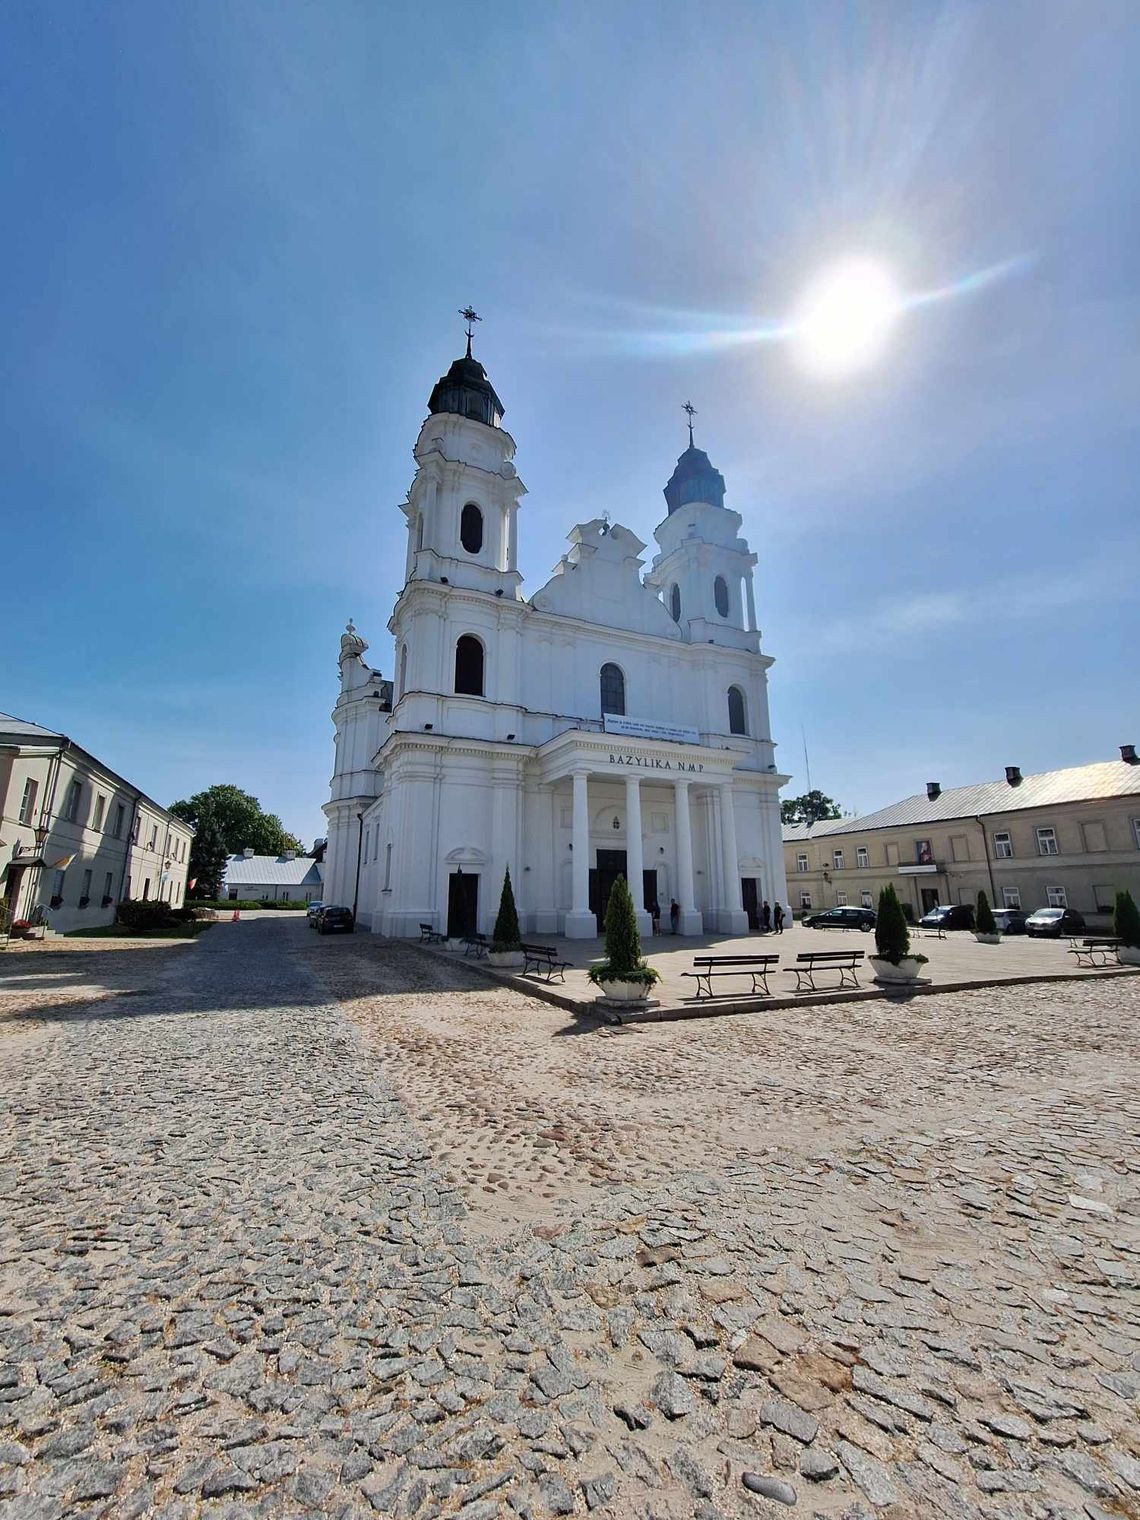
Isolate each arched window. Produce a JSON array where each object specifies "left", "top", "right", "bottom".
[
  {"left": 460, "top": 502, "right": 483, "bottom": 554},
  {"left": 398, "top": 644, "right": 408, "bottom": 699},
  {"left": 455, "top": 634, "right": 484, "bottom": 696},
  {"left": 728, "top": 685, "right": 748, "bottom": 736},
  {"left": 600, "top": 662, "right": 625, "bottom": 716},
  {"left": 714, "top": 574, "right": 729, "bottom": 618},
  {"left": 669, "top": 583, "right": 681, "bottom": 622}
]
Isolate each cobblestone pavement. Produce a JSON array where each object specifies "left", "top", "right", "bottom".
[{"left": 1, "top": 920, "right": 1138, "bottom": 1520}]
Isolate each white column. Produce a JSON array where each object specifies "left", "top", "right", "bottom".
[
  {"left": 745, "top": 573, "right": 757, "bottom": 632},
  {"left": 507, "top": 506, "right": 518, "bottom": 573},
  {"left": 673, "top": 778, "right": 702, "bottom": 936},
  {"left": 719, "top": 783, "right": 748, "bottom": 934},
  {"left": 624, "top": 774, "right": 651, "bottom": 937},
  {"left": 565, "top": 769, "right": 596, "bottom": 938}
]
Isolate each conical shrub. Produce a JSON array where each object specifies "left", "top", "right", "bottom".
[
  {"left": 875, "top": 884, "right": 911, "bottom": 965},
  {"left": 491, "top": 867, "right": 521, "bottom": 951},
  {"left": 975, "top": 890, "right": 996, "bottom": 935},
  {"left": 603, "top": 873, "right": 641, "bottom": 978},
  {"left": 1114, "top": 889, "right": 1140, "bottom": 949}
]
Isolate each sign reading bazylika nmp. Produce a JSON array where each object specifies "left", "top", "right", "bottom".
[
  {"left": 603, "top": 714, "right": 700, "bottom": 745},
  {"left": 607, "top": 751, "right": 706, "bottom": 773}
]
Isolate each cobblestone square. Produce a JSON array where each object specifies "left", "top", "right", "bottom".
[{"left": 1, "top": 917, "right": 1137, "bottom": 1519}]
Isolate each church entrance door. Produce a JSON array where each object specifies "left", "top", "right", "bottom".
[
  {"left": 589, "top": 849, "right": 627, "bottom": 933},
  {"left": 447, "top": 872, "right": 479, "bottom": 938},
  {"left": 741, "top": 877, "right": 760, "bottom": 931},
  {"left": 642, "top": 869, "right": 659, "bottom": 916}
]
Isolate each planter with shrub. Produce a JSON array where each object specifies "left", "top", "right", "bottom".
[
  {"left": 488, "top": 867, "right": 524, "bottom": 968},
  {"left": 587, "top": 875, "right": 660, "bottom": 1003},
  {"left": 1114, "top": 889, "right": 1140, "bottom": 967},
  {"left": 869, "top": 884, "right": 928, "bottom": 985},
  {"left": 974, "top": 890, "right": 1001, "bottom": 944}
]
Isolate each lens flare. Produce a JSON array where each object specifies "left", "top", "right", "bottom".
[{"left": 791, "top": 259, "right": 901, "bottom": 377}]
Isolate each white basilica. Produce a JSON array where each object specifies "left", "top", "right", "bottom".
[{"left": 322, "top": 330, "right": 789, "bottom": 940}]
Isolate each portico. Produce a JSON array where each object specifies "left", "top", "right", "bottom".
[{"left": 537, "top": 730, "right": 748, "bottom": 939}]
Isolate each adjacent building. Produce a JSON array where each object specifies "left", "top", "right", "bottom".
[
  {"left": 783, "top": 750, "right": 1140, "bottom": 924},
  {"left": 221, "top": 849, "right": 324, "bottom": 904},
  {"left": 323, "top": 330, "right": 788, "bottom": 938},
  {"left": 0, "top": 713, "right": 194, "bottom": 934}
]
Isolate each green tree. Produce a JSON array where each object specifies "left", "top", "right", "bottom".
[
  {"left": 781, "top": 790, "right": 842, "bottom": 826},
  {"left": 186, "top": 811, "right": 229, "bottom": 900},
  {"left": 169, "top": 784, "right": 300, "bottom": 899},
  {"left": 874, "top": 884, "right": 911, "bottom": 965},
  {"left": 1114, "top": 889, "right": 1140, "bottom": 949},
  {"left": 975, "top": 890, "right": 997, "bottom": 935},
  {"left": 491, "top": 867, "right": 521, "bottom": 951}
]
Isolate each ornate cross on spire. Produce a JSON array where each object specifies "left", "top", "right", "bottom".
[
  {"left": 459, "top": 305, "right": 482, "bottom": 357},
  {"left": 682, "top": 399, "right": 697, "bottom": 447}
]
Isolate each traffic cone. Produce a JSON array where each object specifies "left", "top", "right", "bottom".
[{"left": 231, "top": 908, "right": 240, "bottom": 922}]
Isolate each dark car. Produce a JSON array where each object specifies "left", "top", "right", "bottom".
[
  {"left": 306, "top": 900, "right": 325, "bottom": 927},
  {"left": 316, "top": 905, "right": 354, "bottom": 935},
  {"left": 991, "top": 908, "right": 1028, "bottom": 935},
  {"left": 1025, "top": 906, "right": 1085, "bottom": 938},
  {"left": 919, "top": 903, "right": 975, "bottom": 931},
  {"left": 802, "top": 905, "right": 876, "bottom": 932}
]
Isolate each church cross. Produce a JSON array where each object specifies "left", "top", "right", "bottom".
[
  {"left": 682, "top": 400, "right": 697, "bottom": 447},
  {"left": 459, "top": 305, "right": 482, "bottom": 357}
]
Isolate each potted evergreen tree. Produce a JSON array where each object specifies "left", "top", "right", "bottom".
[
  {"left": 587, "top": 874, "right": 661, "bottom": 1003},
  {"left": 974, "top": 890, "right": 1001, "bottom": 944},
  {"left": 868, "top": 884, "right": 928, "bottom": 985},
  {"left": 1114, "top": 889, "right": 1140, "bottom": 967},
  {"left": 488, "top": 867, "right": 524, "bottom": 968}
]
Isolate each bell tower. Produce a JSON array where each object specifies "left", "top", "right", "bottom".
[
  {"left": 646, "top": 404, "right": 759, "bottom": 651},
  {"left": 400, "top": 310, "right": 527, "bottom": 598}
]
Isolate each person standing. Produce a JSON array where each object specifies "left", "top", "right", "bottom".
[
  {"left": 669, "top": 899, "right": 680, "bottom": 934},
  {"left": 760, "top": 899, "right": 771, "bottom": 933},
  {"left": 773, "top": 901, "right": 785, "bottom": 934},
  {"left": 651, "top": 899, "right": 662, "bottom": 935}
]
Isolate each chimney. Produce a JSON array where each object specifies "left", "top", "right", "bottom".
[
  {"left": 926, "top": 782, "right": 941, "bottom": 801},
  {"left": 283, "top": 850, "right": 295, "bottom": 861},
  {"left": 1005, "top": 766, "right": 1022, "bottom": 787},
  {"left": 1121, "top": 743, "right": 1138, "bottom": 765},
  {"left": 243, "top": 846, "right": 255, "bottom": 858}
]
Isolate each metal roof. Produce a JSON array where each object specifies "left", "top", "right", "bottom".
[
  {"left": 783, "top": 758, "right": 1140, "bottom": 842},
  {"left": 0, "top": 712, "right": 66, "bottom": 743},
  {"left": 223, "top": 854, "right": 324, "bottom": 887}
]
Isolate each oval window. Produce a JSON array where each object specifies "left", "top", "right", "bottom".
[
  {"left": 714, "top": 574, "right": 729, "bottom": 618},
  {"left": 460, "top": 502, "right": 483, "bottom": 554},
  {"left": 670, "top": 584, "right": 681, "bottom": 622}
]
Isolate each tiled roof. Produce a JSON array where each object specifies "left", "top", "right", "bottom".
[
  {"left": 223, "top": 855, "right": 324, "bottom": 887},
  {"left": 783, "top": 759, "right": 1140, "bottom": 842}
]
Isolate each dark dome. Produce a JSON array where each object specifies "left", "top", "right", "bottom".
[
  {"left": 428, "top": 354, "right": 505, "bottom": 428},
  {"left": 663, "top": 444, "right": 726, "bottom": 514}
]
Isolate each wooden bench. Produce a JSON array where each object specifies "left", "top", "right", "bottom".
[
  {"left": 520, "top": 942, "right": 571, "bottom": 982},
  {"left": 419, "top": 922, "right": 446, "bottom": 945},
  {"left": 682, "top": 955, "right": 779, "bottom": 1001},
  {"left": 1069, "top": 936, "right": 1121, "bottom": 968},
  {"left": 462, "top": 933, "right": 489, "bottom": 958},
  {"left": 785, "top": 949, "right": 864, "bottom": 993}
]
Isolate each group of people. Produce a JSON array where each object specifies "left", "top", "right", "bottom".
[{"left": 648, "top": 898, "right": 785, "bottom": 934}]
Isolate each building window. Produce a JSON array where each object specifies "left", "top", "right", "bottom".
[
  {"left": 670, "top": 583, "right": 681, "bottom": 622},
  {"left": 1133, "top": 817, "right": 1140, "bottom": 850},
  {"left": 833, "top": 849, "right": 844, "bottom": 870},
  {"left": 993, "top": 831, "right": 1013, "bottom": 859},
  {"left": 727, "top": 686, "right": 747, "bottom": 735},
  {"left": 112, "top": 802, "right": 125, "bottom": 838},
  {"left": 79, "top": 868, "right": 93, "bottom": 907},
  {"left": 1036, "top": 826, "right": 1059, "bottom": 857},
  {"left": 454, "top": 634, "right": 485, "bottom": 696},
  {"left": 600, "top": 663, "right": 626, "bottom": 716},
  {"left": 148, "top": 825, "right": 158, "bottom": 850},
  {"left": 64, "top": 778, "right": 82, "bottom": 823},
  {"left": 460, "top": 502, "right": 483, "bottom": 554},
  {"left": 92, "top": 794, "right": 106, "bottom": 831},
  {"left": 142, "top": 878, "right": 151, "bottom": 900},
  {"left": 885, "top": 842, "right": 899, "bottom": 866},
  {"left": 799, "top": 891, "right": 812, "bottom": 910},
  {"left": 1093, "top": 884, "right": 1114, "bottom": 911},
  {"left": 836, "top": 891, "right": 848, "bottom": 907},
  {"left": 51, "top": 868, "right": 67, "bottom": 907},
  {"left": 1081, "top": 820, "right": 1107, "bottom": 853},
  {"left": 1047, "top": 885, "right": 1067, "bottom": 908},
  {"left": 856, "top": 846, "right": 869, "bottom": 869},
  {"left": 860, "top": 890, "right": 873, "bottom": 908},
  {"left": 384, "top": 842, "right": 393, "bottom": 890},
  {"left": 713, "top": 574, "right": 729, "bottom": 618},
  {"left": 796, "top": 852, "right": 808, "bottom": 873},
  {"left": 1002, "top": 887, "right": 1021, "bottom": 909},
  {"left": 915, "top": 839, "right": 933, "bottom": 865},
  {"left": 103, "top": 871, "right": 115, "bottom": 905},
  {"left": 19, "top": 777, "right": 38, "bottom": 826}
]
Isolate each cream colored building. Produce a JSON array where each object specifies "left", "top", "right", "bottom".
[
  {"left": 1, "top": 713, "right": 193, "bottom": 935},
  {"left": 783, "top": 750, "right": 1140, "bottom": 925}
]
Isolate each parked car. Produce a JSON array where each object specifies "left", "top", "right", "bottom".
[
  {"left": 315, "top": 905, "right": 354, "bottom": 935},
  {"left": 306, "top": 900, "right": 325, "bottom": 927},
  {"left": 991, "top": 908, "right": 1028, "bottom": 935},
  {"left": 802, "top": 905, "right": 876, "bottom": 932},
  {"left": 1025, "top": 906, "right": 1086, "bottom": 938},
  {"left": 919, "top": 903, "right": 975, "bottom": 931}
]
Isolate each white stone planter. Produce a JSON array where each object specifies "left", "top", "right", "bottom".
[
  {"left": 974, "top": 932, "right": 1001, "bottom": 945},
  {"left": 487, "top": 950, "right": 524, "bottom": 969},
  {"left": 1118, "top": 945, "right": 1140, "bottom": 967},
  {"left": 869, "top": 955, "right": 924, "bottom": 986},
  {"left": 594, "top": 978, "right": 652, "bottom": 1003}
]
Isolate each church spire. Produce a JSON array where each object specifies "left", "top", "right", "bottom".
[
  {"left": 427, "top": 309, "right": 504, "bottom": 427},
  {"left": 459, "top": 305, "right": 481, "bottom": 358}
]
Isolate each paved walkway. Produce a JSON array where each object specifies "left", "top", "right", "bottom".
[{"left": 1, "top": 918, "right": 1138, "bottom": 1519}]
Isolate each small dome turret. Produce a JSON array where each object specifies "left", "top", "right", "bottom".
[
  {"left": 427, "top": 308, "right": 504, "bottom": 427},
  {"left": 663, "top": 443, "right": 726, "bottom": 514}
]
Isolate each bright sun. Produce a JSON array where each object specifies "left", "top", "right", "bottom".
[{"left": 792, "top": 258, "right": 901, "bottom": 378}]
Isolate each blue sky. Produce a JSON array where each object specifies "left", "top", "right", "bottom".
[{"left": 2, "top": 1, "right": 1137, "bottom": 841}]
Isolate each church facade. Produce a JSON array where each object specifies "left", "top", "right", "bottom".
[{"left": 322, "top": 336, "right": 788, "bottom": 940}]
